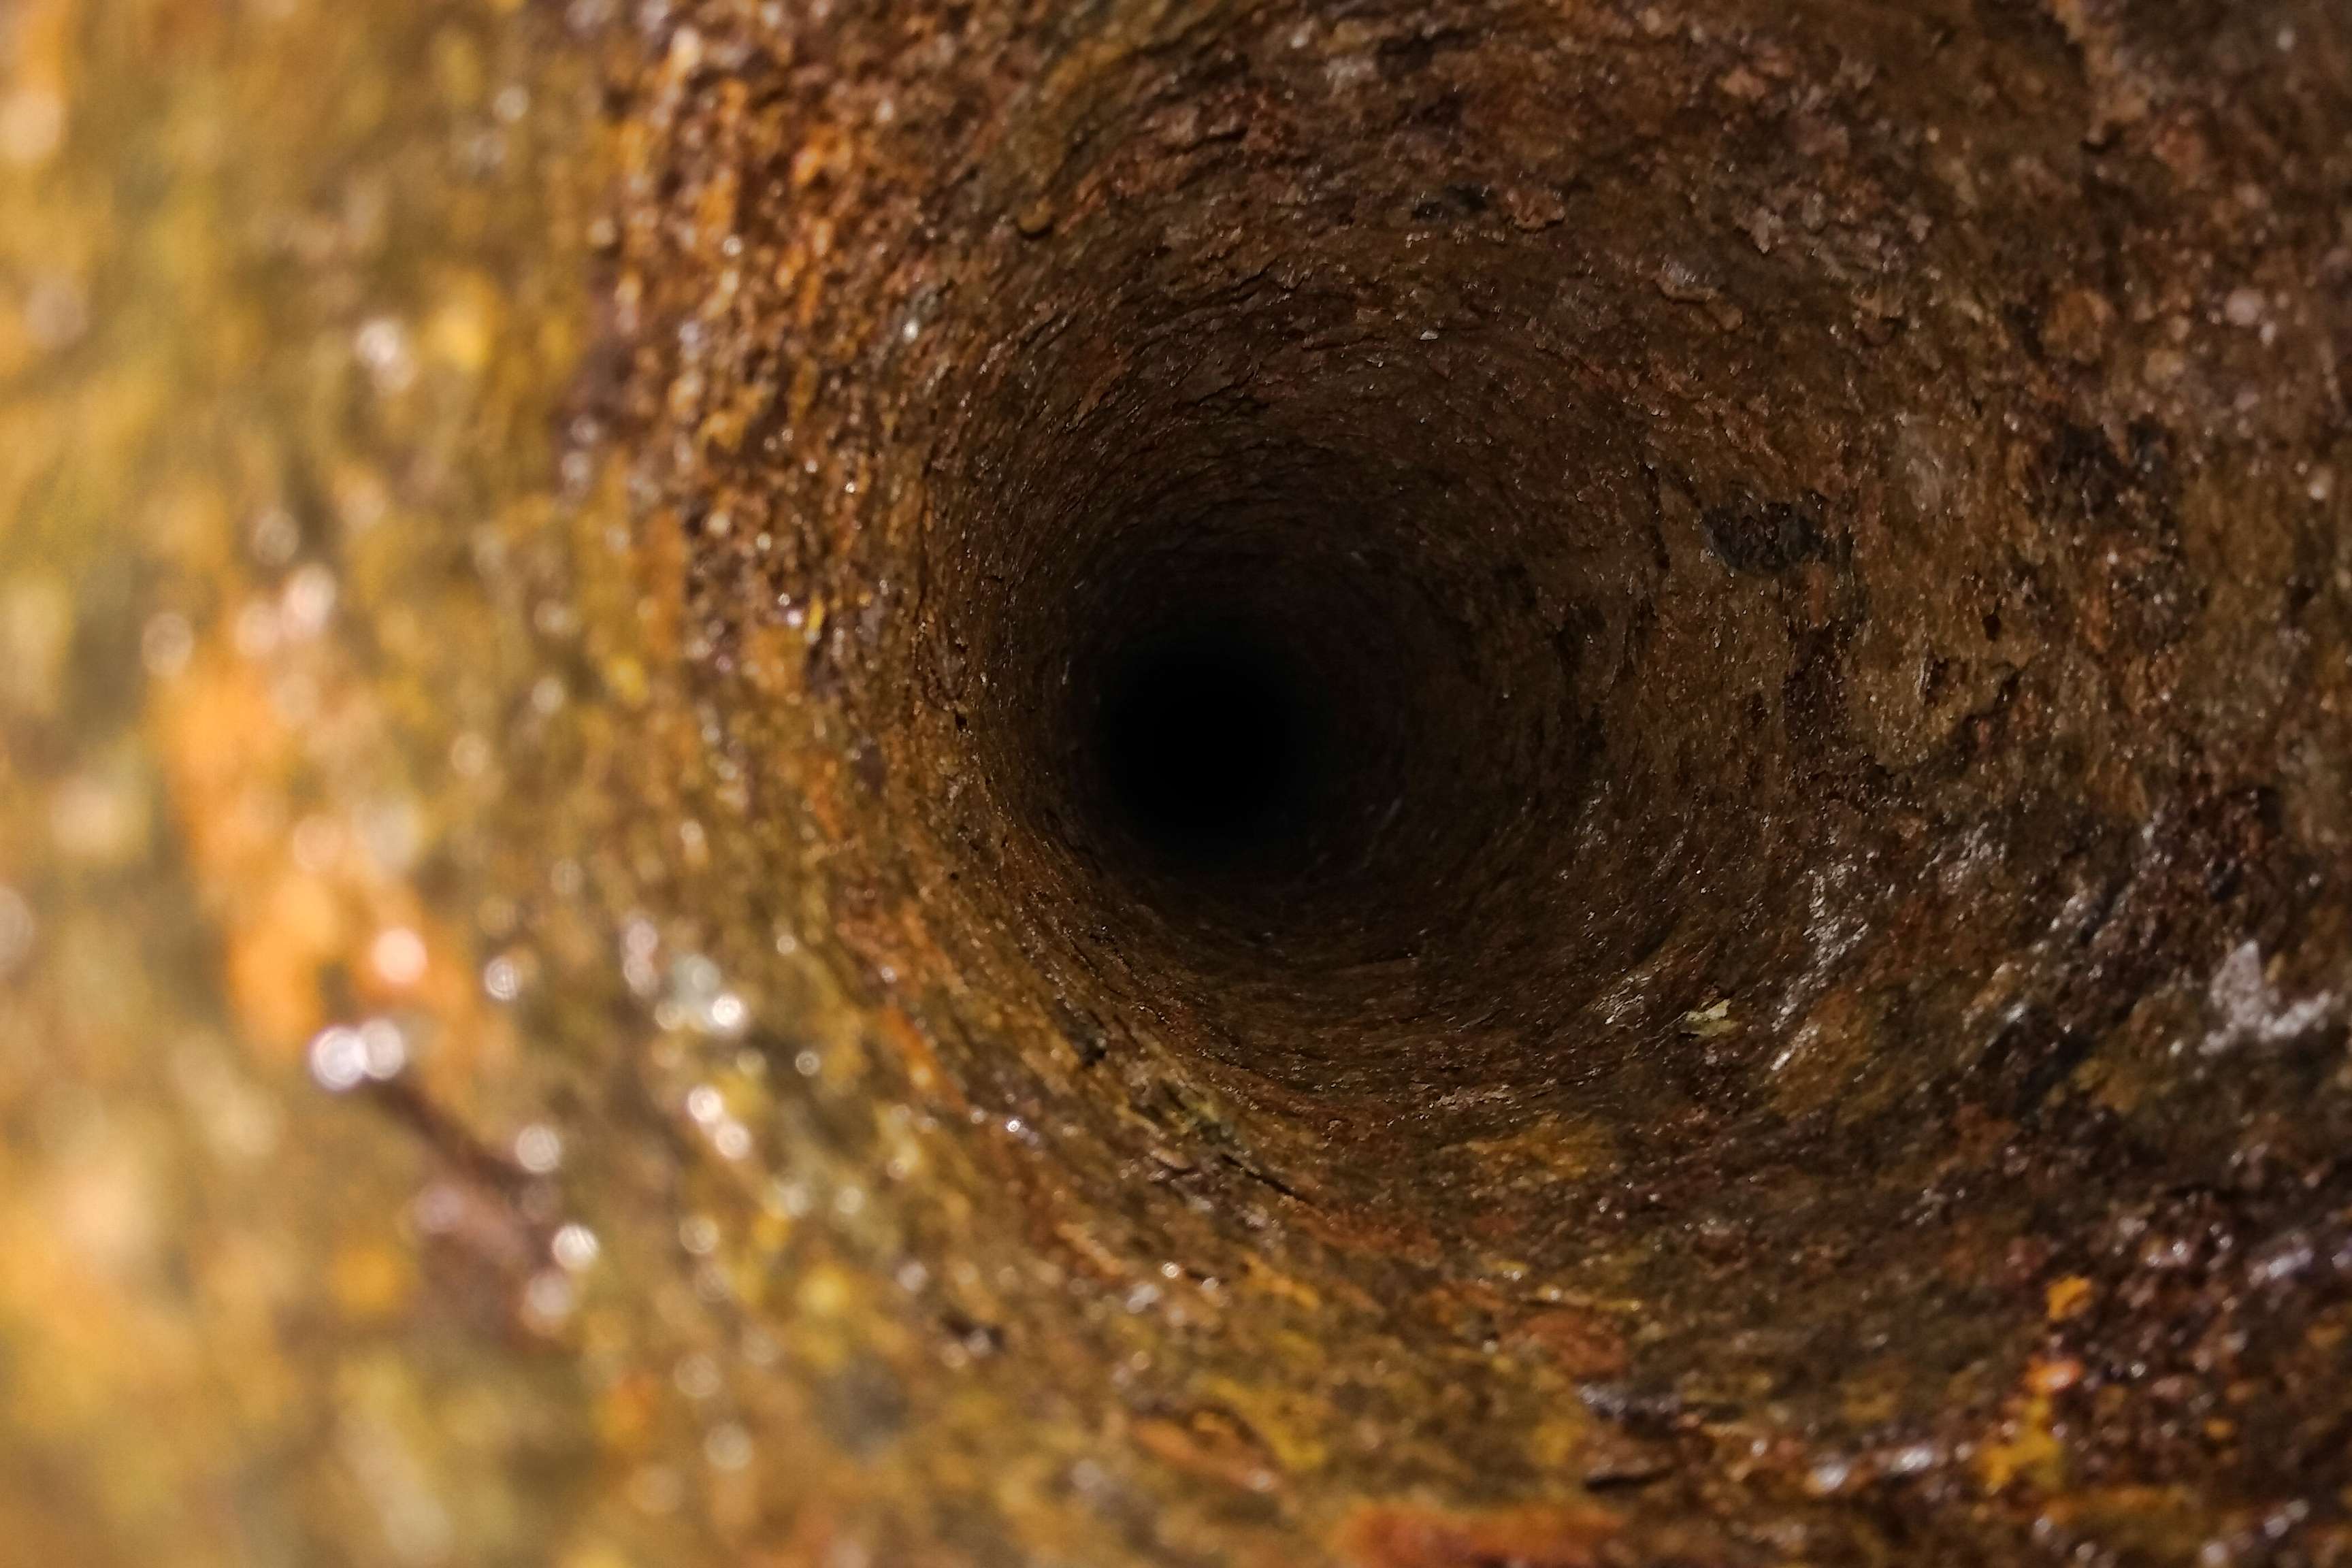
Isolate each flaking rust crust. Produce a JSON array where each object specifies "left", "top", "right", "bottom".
[{"left": 3, "top": 0, "right": 2351, "bottom": 1564}]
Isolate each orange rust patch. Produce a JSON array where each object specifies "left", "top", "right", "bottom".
[
  {"left": 1131, "top": 1407, "right": 1281, "bottom": 1494},
  {"left": 2046, "top": 1275, "right": 2094, "bottom": 1324},
  {"left": 1332, "top": 1500, "right": 1621, "bottom": 1568},
  {"left": 874, "top": 1004, "right": 966, "bottom": 1112},
  {"left": 1512, "top": 1308, "right": 1630, "bottom": 1382}
]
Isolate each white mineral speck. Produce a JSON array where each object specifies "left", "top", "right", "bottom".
[
  {"left": 354, "top": 317, "right": 416, "bottom": 392},
  {"left": 280, "top": 564, "right": 337, "bottom": 636},
  {"left": 357, "top": 1018, "right": 406, "bottom": 1079},
  {"left": 514, "top": 1123, "right": 562, "bottom": 1173},
  {"left": 551, "top": 1222, "right": 600, "bottom": 1270},
  {"left": 308, "top": 1026, "right": 368, "bottom": 1092},
  {"left": 483, "top": 956, "right": 521, "bottom": 1001},
  {"left": 2202, "top": 940, "right": 2335, "bottom": 1054},
  {"left": 370, "top": 926, "right": 428, "bottom": 987}
]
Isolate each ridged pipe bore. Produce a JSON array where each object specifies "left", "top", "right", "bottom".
[{"left": 595, "top": 0, "right": 2352, "bottom": 1557}]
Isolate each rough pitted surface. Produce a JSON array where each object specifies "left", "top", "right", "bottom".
[{"left": 5, "top": 0, "right": 2352, "bottom": 1563}]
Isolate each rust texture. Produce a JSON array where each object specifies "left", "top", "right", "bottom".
[{"left": 3, "top": 0, "right": 2351, "bottom": 1564}]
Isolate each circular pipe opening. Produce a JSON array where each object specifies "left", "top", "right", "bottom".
[{"left": 1087, "top": 609, "right": 1345, "bottom": 879}]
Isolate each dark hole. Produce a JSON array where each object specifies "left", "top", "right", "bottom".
[{"left": 1089, "top": 617, "right": 1333, "bottom": 875}]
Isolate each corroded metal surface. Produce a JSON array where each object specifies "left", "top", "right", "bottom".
[{"left": 4, "top": 0, "right": 2351, "bottom": 1564}]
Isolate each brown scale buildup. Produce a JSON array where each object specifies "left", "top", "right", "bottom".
[
  {"left": 584, "top": 0, "right": 2352, "bottom": 1558},
  {"left": 7, "top": 0, "right": 2352, "bottom": 1562}
]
